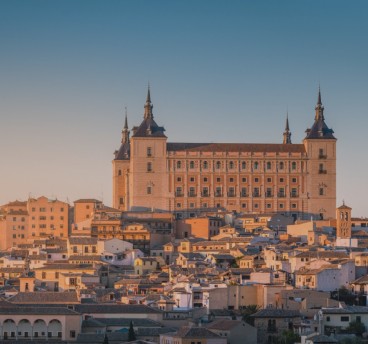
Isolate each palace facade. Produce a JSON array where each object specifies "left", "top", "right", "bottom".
[{"left": 113, "top": 88, "right": 336, "bottom": 220}]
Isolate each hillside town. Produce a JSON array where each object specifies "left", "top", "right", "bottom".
[
  {"left": 1, "top": 89, "right": 367, "bottom": 344},
  {"left": 1, "top": 194, "right": 368, "bottom": 344}
]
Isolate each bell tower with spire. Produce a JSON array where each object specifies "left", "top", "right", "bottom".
[
  {"left": 128, "top": 86, "right": 169, "bottom": 211},
  {"left": 112, "top": 108, "right": 131, "bottom": 210},
  {"left": 304, "top": 87, "right": 337, "bottom": 219}
]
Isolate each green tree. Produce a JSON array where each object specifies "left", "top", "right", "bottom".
[
  {"left": 241, "top": 304, "right": 260, "bottom": 326},
  {"left": 346, "top": 320, "right": 366, "bottom": 336},
  {"left": 276, "top": 330, "right": 300, "bottom": 344},
  {"left": 128, "top": 320, "right": 136, "bottom": 341}
]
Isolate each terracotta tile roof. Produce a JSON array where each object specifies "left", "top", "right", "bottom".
[
  {"left": 173, "top": 326, "right": 221, "bottom": 339},
  {"left": 74, "top": 303, "right": 162, "bottom": 314},
  {"left": 69, "top": 237, "right": 98, "bottom": 245},
  {"left": 8, "top": 291, "right": 79, "bottom": 304},
  {"left": 74, "top": 199, "right": 102, "bottom": 203},
  {"left": 167, "top": 142, "right": 306, "bottom": 153},
  {"left": 206, "top": 319, "right": 242, "bottom": 330},
  {"left": 252, "top": 309, "right": 300, "bottom": 318}
]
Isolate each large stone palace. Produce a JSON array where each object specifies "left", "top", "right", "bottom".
[{"left": 113, "top": 87, "right": 336, "bottom": 220}]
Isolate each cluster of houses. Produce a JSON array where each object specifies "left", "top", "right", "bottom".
[{"left": 1, "top": 198, "right": 368, "bottom": 343}]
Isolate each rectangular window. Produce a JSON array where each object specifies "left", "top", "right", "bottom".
[
  {"left": 147, "top": 147, "right": 152, "bottom": 157},
  {"left": 147, "top": 162, "right": 152, "bottom": 172},
  {"left": 341, "top": 316, "right": 349, "bottom": 322},
  {"left": 147, "top": 186, "right": 152, "bottom": 194}
]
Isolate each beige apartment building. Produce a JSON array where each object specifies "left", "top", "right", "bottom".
[
  {"left": 27, "top": 196, "right": 69, "bottom": 238},
  {"left": 113, "top": 87, "right": 336, "bottom": 220},
  {"left": 0, "top": 197, "right": 69, "bottom": 250},
  {"left": 0, "top": 201, "right": 29, "bottom": 250}
]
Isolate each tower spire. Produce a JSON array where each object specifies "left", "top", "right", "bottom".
[
  {"left": 144, "top": 83, "right": 153, "bottom": 119},
  {"left": 124, "top": 107, "right": 128, "bottom": 130},
  {"left": 122, "top": 107, "right": 130, "bottom": 144},
  {"left": 317, "top": 85, "right": 322, "bottom": 106},
  {"left": 315, "top": 86, "right": 324, "bottom": 121},
  {"left": 283, "top": 112, "right": 292, "bottom": 144}
]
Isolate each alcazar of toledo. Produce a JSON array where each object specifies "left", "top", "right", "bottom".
[{"left": 112, "top": 87, "right": 336, "bottom": 220}]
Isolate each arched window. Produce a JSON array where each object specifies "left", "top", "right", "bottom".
[
  {"left": 254, "top": 161, "right": 259, "bottom": 170},
  {"left": 241, "top": 161, "right": 246, "bottom": 170},
  {"left": 291, "top": 161, "right": 297, "bottom": 171},
  {"left": 266, "top": 162, "right": 271, "bottom": 170},
  {"left": 177, "top": 161, "right": 182, "bottom": 169},
  {"left": 279, "top": 161, "right": 284, "bottom": 170},
  {"left": 229, "top": 161, "right": 234, "bottom": 169},
  {"left": 203, "top": 161, "right": 208, "bottom": 169},
  {"left": 216, "top": 161, "right": 221, "bottom": 169},
  {"left": 190, "top": 161, "right": 195, "bottom": 169}
]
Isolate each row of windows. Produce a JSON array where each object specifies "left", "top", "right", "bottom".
[
  {"left": 175, "top": 186, "right": 298, "bottom": 197},
  {"left": 31, "top": 207, "right": 65, "bottom": 212},
  {"left": 72, "top": 246, "right": 97, "bottom": 253},
  {"left": 32, "top": 224, "right": 64, "bottom": 229},
  {"left": 175, "top": 160, "right": 301, "bottom": 171},
  {"left": 32, "top": 216, "right": 65, "bottom": 220},
  {"left": 176, "top": 202, "right": 299, "bottom": 209},
  {"left": 177, "top": 176, "right": 299, "bottom": 183}
]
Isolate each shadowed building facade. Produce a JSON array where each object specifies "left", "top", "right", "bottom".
[{"left": 113, "top": 87, "right": 336, "bottom": 220}]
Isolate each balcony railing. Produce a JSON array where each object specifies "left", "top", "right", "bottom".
[
  {"left": 253, "top": 193, "right": 261, "bottom": 198},
  {"left": 175, "top": 192, "right": 184, "bottom": 197},
  {"left": 240, "top": 193, "right": 248, "bottom": 197},
  {"left": 201, "top": 192, "right": 210, "bottom": 197},
  {"left": 278, "top": 192, "right": 286, "bottom": 198},
  {"left": 215, "top": 192, "right": 223, "bottom": 197},
  {"left": 319, "top": 154, "right": 327, "bottom": 159},
  {"left": 290, "top": 193, "right": 299, "bottom": 198},
  {"left": 265, "top": 193, "right": 273, "bottom": 198},
  {"left": 227, "top": 192, "right": 236, "bottom": 197},
  {"left": 188, "top": 192, "right": 197, "bottom": 197}
]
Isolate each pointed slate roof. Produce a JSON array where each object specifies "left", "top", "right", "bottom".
[
  {"left": 305, "top": 88, "right": 336, "bottom": 140},
  {"left": 132, "top": 87, "right": 166, "bottom": 138}
]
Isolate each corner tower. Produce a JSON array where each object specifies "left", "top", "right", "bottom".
[
  {"left": 128, "top": 87, "right": 169, "bottom": 211},
  {"left": 304, "top": 88, "right": 336, "bottom": 219},
  {"left": 112, "top": 109, "right": 131, "bottom": 210}
]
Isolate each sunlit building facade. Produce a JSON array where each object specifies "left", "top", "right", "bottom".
[{"left": 113, "top": 88, "right": 336, "bottom": 220}]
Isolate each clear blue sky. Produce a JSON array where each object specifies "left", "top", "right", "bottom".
[{"left": 1, "top": 0, "right": 367, "bottom": 216}]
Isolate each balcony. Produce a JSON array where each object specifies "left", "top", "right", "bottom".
[
  {"left": 290, "top": 193, "right": 299, "bottom": 198},
  {"left": 227, "top": 192, "right": 236, "bottom": 197},
  {"left": 319, "top": 154, "right": 327, "bottom": 159},
  {"left": 253, "top": 193, "right": 261, "bottom": 198},
  {"left": 319, "top": 170, "right": 327, "bottom": 174},
  {"left": 278, "top": 192, "right": 286, "bottom": 198},
  {"left": 265, "top": 193, "right": 273, "bottom": 198},
  {"left": 215, "top": 192, "right": 223, "bottom": 197},
  {"left": 175, "top": 192, "right": 184, "bottom": 197},
  {"left": 240, "top": 193, "right": 248, "bottom": 198},
  {"left": 201, "top": 192, "right": 210, "bottom": 197},
  {"left": 188, "top": 192, "right": 197, "bottom": 197}
]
